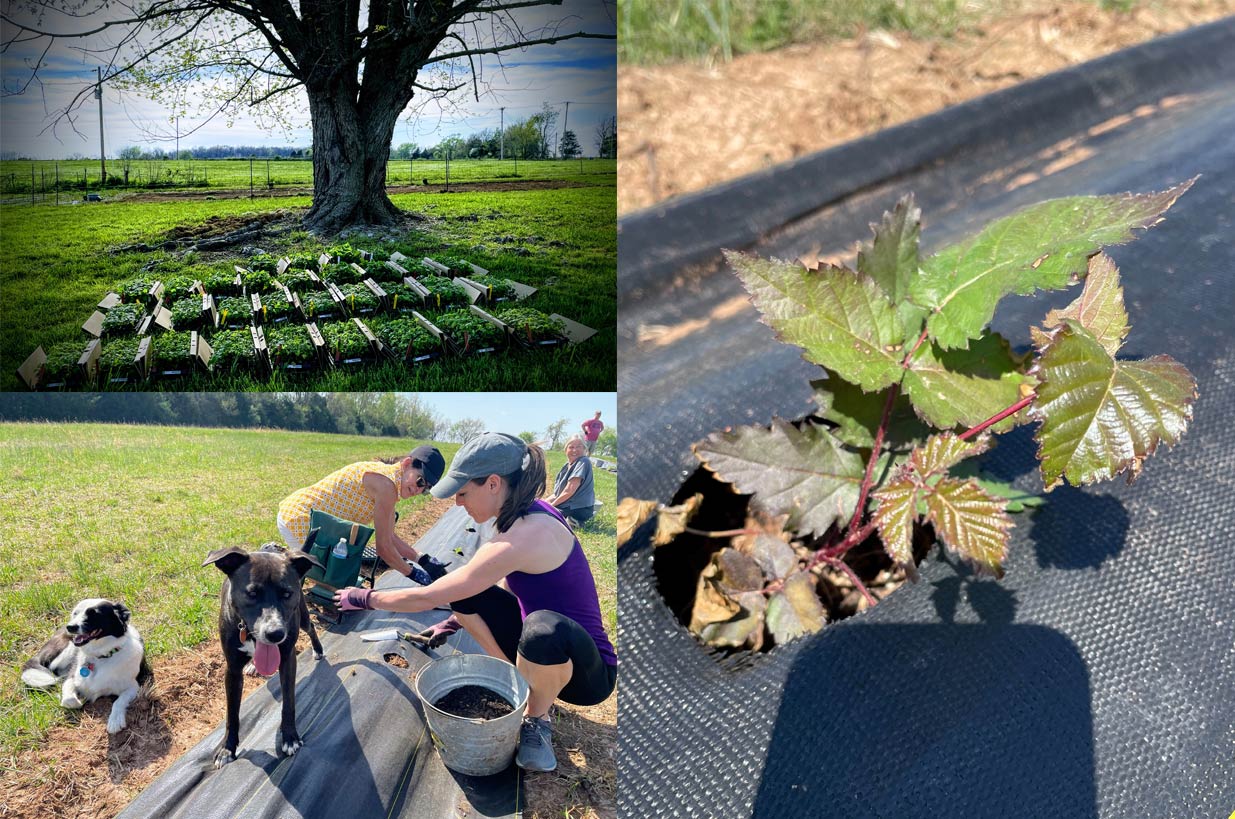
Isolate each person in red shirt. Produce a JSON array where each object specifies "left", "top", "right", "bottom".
[{"left": 581, "top": 411, "right": 604, "bottom": 455}]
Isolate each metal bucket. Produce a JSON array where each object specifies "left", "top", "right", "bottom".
[{"left": 413, "top": 654, "right": 530, "bottom": 776}]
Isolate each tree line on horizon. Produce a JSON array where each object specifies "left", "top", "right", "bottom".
[{"left": 0, "top": 393, "right": 616, "bottom": 456}]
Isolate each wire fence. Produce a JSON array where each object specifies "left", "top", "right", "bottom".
[{"left": 0, "top": 157, "right": 617, "bottom": 203}]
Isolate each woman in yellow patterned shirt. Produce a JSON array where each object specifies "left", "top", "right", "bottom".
[{"left": 276, "top": 445, "right": 446, "bottom": 580}]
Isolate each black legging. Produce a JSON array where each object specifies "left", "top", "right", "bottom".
[{"left": 451, "top": 586, "right": 617, "bottom": 706}]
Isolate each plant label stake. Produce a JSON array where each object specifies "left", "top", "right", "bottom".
[
  {"left": 82, "top": 311, "right": 106, "bottom": 338},
  {"left": 550, "top": 314, "right": 597, "bottom": 345},
  {"left": 78, "top": 339, "right": 101, "bottom": 383},
  {"left": 17, "top": 346, "right": 47, "bottom": 390},
  {"left": 97, "top": 292, "right": 121, "bottom": 310}
]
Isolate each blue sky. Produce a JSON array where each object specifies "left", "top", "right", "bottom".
[
  {"left": 418, "top": 393, "right": 615, "bottom": 439},
  {"left": 0, "top": 0, "right": 615, "bottom": 158}
]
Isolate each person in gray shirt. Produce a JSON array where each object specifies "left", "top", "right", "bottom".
[{"left": 547, "top": 437, "right": 595, "bottom": 525}]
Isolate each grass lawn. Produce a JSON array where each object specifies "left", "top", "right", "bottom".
[
  {"left": 0, "top": 421, "right": 617, "bottom": 759},
  {"left": 0, "top": 157, "right": 617, "bottom": 195},
  {"left": 0, "top": 178, "right": 615, "bottom": 392}
]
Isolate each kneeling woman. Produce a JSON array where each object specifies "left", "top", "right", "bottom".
[{"left": 334, "top": 432, "right": 617, "bottom": 772}]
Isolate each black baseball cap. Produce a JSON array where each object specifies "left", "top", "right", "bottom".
[
  {"left": 409, "top": 445, "right": 446, "bottom": 487},
  {"left": 430, "top": 432, "right": 527, "bottom": 499}
]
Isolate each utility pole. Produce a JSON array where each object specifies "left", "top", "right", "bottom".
[
  {"left": 499, "top": 107, "right": 506, "bottom": 161},
  {"left": 96, "top": 67, "right": 106, "bottom": 183},
  {"left": 561, "top": 101, "right": 571, "bottom": 157}
]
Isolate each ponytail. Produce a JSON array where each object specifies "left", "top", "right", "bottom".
[{"left": 473, "top": 443, "right": 547, "bottom": 532}]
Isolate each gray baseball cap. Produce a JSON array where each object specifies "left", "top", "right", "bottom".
[{"left": 430, "top": 432, "right": 528, "bottom": 499}]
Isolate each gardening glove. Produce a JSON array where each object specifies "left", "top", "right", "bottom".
[
  {"left": 334, "top": 587, "right": 373, "bottom": 611},
  {"left": 407, "top": 563, "right": 434, "bottom": 586},
  {"left": 417, "top": 615, "right": 462, "bottom": 648},
  {"left": 417, "top": 553, "right": 451, "bottom": 582}
]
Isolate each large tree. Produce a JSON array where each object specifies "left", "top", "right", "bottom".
[{"left": 2, "top": 1, "right": 614, "bottom": 232}]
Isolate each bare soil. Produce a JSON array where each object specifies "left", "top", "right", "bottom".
[
  {"left": 0, "top": 501, "right": 617, "bottom": 819},
  {"left": 433, "top": 685, "right": 515, "bottom": 720},
  {"left": 618, "top": 0, "right": 1235, "bottom": 214}
]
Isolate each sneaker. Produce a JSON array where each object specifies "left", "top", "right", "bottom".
[{"left": 516, "top": 715, "right": 557, "bottom": 772}]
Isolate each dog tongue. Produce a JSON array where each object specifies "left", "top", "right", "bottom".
[{"left": 253, "top": 641, "right": 281, "bottom": 676}]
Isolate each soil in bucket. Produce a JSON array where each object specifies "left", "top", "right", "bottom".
[{"left": 434, "top": 685, "right": 515, "bottom": 720}]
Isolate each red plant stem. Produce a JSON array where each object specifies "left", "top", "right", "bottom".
[
  {"left": 904, "top": 326, "right": 931, "bottom": 363},
  {"left": 959, "top": 393, "right": 1036, "bottom": 441},
  {"left": 847, "top": 382, "right": 900, "bottom": 539},
  {"left": 824, "top": 556, "right": 879, "bottom": 608}
]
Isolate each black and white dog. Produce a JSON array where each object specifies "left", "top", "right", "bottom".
[
  {"left": 203, "top": 543, "right": 323, "bottom": 768},
  {"left": 21, "top": 598, "right": 152, "bottom": 734}
]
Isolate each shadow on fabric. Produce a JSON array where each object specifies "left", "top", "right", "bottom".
[{"left": 753, "top": 624, "right": 1096, "bottom": 818}]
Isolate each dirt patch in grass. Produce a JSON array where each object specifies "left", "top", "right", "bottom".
[{"left": 618, "top": 0, "right": 1235, "bottom": 213}]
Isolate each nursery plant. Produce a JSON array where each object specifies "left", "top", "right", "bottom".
[
  {"left": 151, "top": 331, "right": 194, "bottom": 373},
  {"left": 208, "top": 328, "right": 259, "bottom": 373},
  {"left": 161, "top": 274, "right": 200, "bottom": 302},
  {"left": 278, "top": 268, "right": 317, "bottom": 293},
  {"left": 286, "top": 251, "right": 322, "bottom": 271},
  {"left": 337, "top": 283, "right": 380, "bottom": 315},
  {"left": 119, "top": 274, "right": 156, "bottom": 303},
  {"left": 320, "top": 262, "right": 366, "bottom": 285},
  {"left": 468, "top": 273, "right": 517, "bottom": 301},
  {"left": 496, "top": 307, "right": 567, "bottom": 343},
  {"left": 41, "top": 341, "right": 87, "bottom": 386},
  {"left": 435, "top": 309, "right": 504, "bottom": 352},
  {"left": 369, "top": 317, "right": 439, "bottom": 361},
  {"left": 381, "top": 282, "right": 423, "bottom": 314},
  {"left": 265, "top": 324, "right": 316, "bottom": 366},
  {"left": 98, "top": 337, "right": 140, "bottom": 378},
  {"left": 299, "top": 289, "right": 339, "bottom": 321},
  {"left": 246, "top": 252, "right": 279, "bottom": 274},
  {"left": 419, "top": 275, "right": 470, "bottom": 309},
  {"left": 364, "top": 261, "right": 405, "bottom": 283},
  {"left": 236, "top": 267, "right": 276, "bottom": 293},
  {"left": 630, "top": 182, "right": 1198, "bottom": 652},
  {"left": 202, "top": 267, "right": 240, "bottom": 296},
  {"left": 258, "top": 291, "right": 297, "bottom": 323},
  {"left": 215, "top": 296, "right": 253, "bottom": 328},
  {"left": 326, "top": 241, "right": 366, "bottom": 264},
  {"left": 170, "top": 297, "right": 205, "bottom": 332},
  {"left": 100, "top": 303, "right": 144, "bottom": 336},
  {"left": 320, "top": 320, "right": 371, "bottom": 361}
]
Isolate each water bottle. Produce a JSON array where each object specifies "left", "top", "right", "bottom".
[{"left": 332, "top": 537, "right": 349, "bottom": 559}]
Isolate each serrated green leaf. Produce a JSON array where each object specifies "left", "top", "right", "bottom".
[
  {"left": 1031, "top": 320, "right": 1196, "bottom": 490},
  {"left": 694, "top": 420, "right": 866, "bottom": 536},
  {"left": 858, "top": 193, "right": 922, "bottom": 305},
  {"left": 913, "top": 180, "right": 1193, "bottom": 350},
  {"left": 1035, "top": 252, "right": 1128, "bottom": 356},
  {"left": 950, "top": 463, "right": 1044, "bottom": 513},
  {"left": 924, "top": 478, "right": 1012, "bottom": 576},
  {"left": 911, "top": 432, "right": 991, "bottom": 477},
  {"left": 872, "top": 480, "right": 918, "bottom": 566},
  {"left": 766, "top": 572, "right": 826, "bottom": 644},
  {"left": 902, "top": 332, "right": 1035, "bottom": 430},
  {"left": 725, "top": 250, "right": 908, "bottom": 391},
  {"left": 811, "top": 376, "right": 930, "bottom": 450}
]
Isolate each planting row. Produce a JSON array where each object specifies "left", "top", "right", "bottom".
[
  {"left": 18, "top": 248, "right": 595, "bottom": 389},
  {"left": 23, "top": 306, "right": 577, "bottom": 389}
]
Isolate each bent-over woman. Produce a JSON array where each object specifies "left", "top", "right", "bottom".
[
  {"left": 277, "top": 445, "right": 446, "bottom": 581},
  {"left": 334, "top": 432, "right": 617, "bottom": 772}
]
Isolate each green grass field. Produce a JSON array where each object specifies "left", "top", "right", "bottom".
[
  {"left": 0, "top": 421, "right": 618, "bottom": 758},
  {"left": 0, "top": 158, "right": 616, "bottom": 197},
  {"left": 617, "top": 0, "right": 1138, "bottom": 64},
  {"left": 0, "top": 177, "right": 616, "bottom": 392}
]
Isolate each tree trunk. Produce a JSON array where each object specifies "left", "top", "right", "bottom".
[{"left": 303, "top": 88, "right": 402, "bottom": 234}]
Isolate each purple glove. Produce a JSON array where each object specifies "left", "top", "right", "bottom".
[
  {"left": 418, "top": 615, "right": 462, "bottom": 648},
  {"left": 334, "top": 587, "right": 373, "bottom": 611}
]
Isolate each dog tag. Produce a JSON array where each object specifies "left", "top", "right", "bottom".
[{"left": 80, "top": 665, "right": 91, "bottom": 677}]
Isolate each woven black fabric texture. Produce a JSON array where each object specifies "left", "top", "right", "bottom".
[{"left": 617, "top": 22, "right": 1235, "bottom": 819}]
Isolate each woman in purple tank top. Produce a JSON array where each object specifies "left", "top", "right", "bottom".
[{"left": 334, "top": 432, "right": 616, "bottom": 773}]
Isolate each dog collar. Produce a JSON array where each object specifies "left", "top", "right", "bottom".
[{"left": 80, "top": 645, "right": 123, "bottom": 677}]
